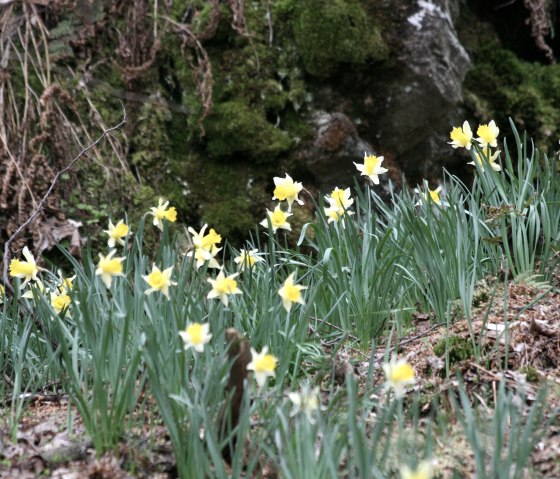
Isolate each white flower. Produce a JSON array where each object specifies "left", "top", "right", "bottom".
[
  {"left": 247, "top": 346, "right": 277, "bottom": 388},
  {"left": 288, "top": 384, "right": 321, "bottom": 423},
  {"left": 179, "top": 322, "right": 212, "bottom": 353},
  {"left": 354, "top": 153, "right": 388, "bottom": 185}
]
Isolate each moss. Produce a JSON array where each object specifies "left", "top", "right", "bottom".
[
  {"left": 519, "top": 366, "right": 540, "bottom": 383},
  {"left": 464, "top": 46, "right": 560, "bottom": 153},
  {"left": 433, "top": 335, "right": 475, "bottom": 364},
  {"left": 291, "top": 0, "right": 388, "bottom": 77},
  {"left": 203, "top": 100, "right": 292, "bottom": 160}
]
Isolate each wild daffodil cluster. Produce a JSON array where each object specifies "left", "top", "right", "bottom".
[{"left": 449, "top": 119, "right": 502, "bottom": 172}]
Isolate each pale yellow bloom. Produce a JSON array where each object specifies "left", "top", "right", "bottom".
[
  {"left": 468, "top": 147, "right": 501, "bottom": 172},
  {"left": 448, "top": 121, "right": 473, "bottom": 150},
  {"left": 57, "top": 270, "right": 76, "bottom": 293},
  {"left": 186, "top": 245, "right": 221, "bottom": 270},
  {"left": 104, "top": 219, "right": 130, "bottom": 248},
  {"left": 179, "top": 322, "right": 212, "bottom": 353},
  {"left": 326, "top": 187, "right": 354, "bottom": 211},
  {"left": 9, "top": 246, "right": 39, "bottom": 286},
  {"left": 354, "top": 153, "right": 388, "bottom": 185},
  {"left": 272, "top": 173, "right": 304, "bottom": 211},
  {"left": 260, "top": 205, "right": 292, "bottom": 232},
  {"left": 278, "top": 272, "right": 306, "bottom": 312},
  {"left": 149, "top": 198, "right": 177, "bottom": 231},
  {"left": 247, "top": 346, "right": 277, "bottom": 388},
  {"left": 207, "top": 270, "right": 241, "bottom": 306},
  {"left": 415, "top": 185, "right": 445, "bottom": 206},
  {"left": 0, "top": 283, "right": 4, "bottom": 304},
  {"left": 476, "top": 120, "right": 499, "bottom": 148},
  {"left": 51, "top": 292, "right": 71, "bottom": 314},
  {"left": 400, "top": 460, "right": 433, "bottom": 479},
  {"left": 288, "top": 384, "right": 321, "bottom": 423},
  {"left": 142, "top": 264, "right": 176, "bottom": 298},
  {"left": 382, "top": 357, "right": 415, "bottom": 398},
  {"left": 95, "top": 250, "right": 125, "bottom": 288},
  {"left": 188, "top": 224, "right": 222, "bottom": 250},
  {"left": 234, "top": 249, "right": 264, "bottom": 268}
]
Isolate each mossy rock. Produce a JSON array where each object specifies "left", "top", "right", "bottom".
[
  {"left": 292, "top": 0, "right": 388, "bottom": 77},
  {"left": 203, "top": 100, "right": 292, "bottom": 160}
]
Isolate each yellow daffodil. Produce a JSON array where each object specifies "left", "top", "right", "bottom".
[
  {"left": 326, "top": 187, "right": 354, "bottom": 211},
  {"left": 400, "top": 460, "right": 433, "bottom": 479},
  {"left": 415, "top": 185, "right": 446, "bottom": 207},
  {"left": 50, "top": 291, "right": 71, "bottom": 314},
  {"left": 448, "top": 121, "right": 473, "bottom": 150},
  {"left": 188, "top": 224, "right": 222, "bottom": 251},
  {"left": 278, "top": 272, "right": 306, "bottom": 312},
  {"left": 0, "top": 283, "right": 4, "bottom": 304},
  {"left": 57, "top": 270, "right": 76, "bottom": 293},
  {"left": 383, "top": 357, "right": 415, "bottom": 399},
  {"left": 247, "top": 346, "right": 277, "bottom": 388},
  {"left": 207, "top": 270, "right": 242, "bottom": 306},
  {"left": 272, "top": 173, "right": 304, "bottom": 211},
  {"left": 354, "top": 152, "right": 388, "bottom": 185},
  {"left": 476, "top": 120, "right": 499, "bottom": 148},
  {"left": 104, "top": 219, "right": 130, "bottom": 248},
  {"left": 288, "top": 384, "right": 321, "bottom": 423},
  {"left": 234, "top": 249, "right": 264, "bottom": 268},
  {"left": 96, "top": 250, "right": 126, "bottom": 288},
  {"left": 9, "top": 246, "right": 39, "bottom": 286},
  {"left": 187, "top": 245, "right": 221, "bottom": 270},
  {"left": 260, "top": 205, "right": 292, "bottom": 233},
  {"left": 179, "top": 322, "right": 212, "bottom": 353},
  {"left": 468, "top": 147, "right": 501, "bottom": 172},
  {"left": 22, "top": 280, "right": 47, "bottom": 299},
  {"left": 149, "top": 198, "right": 177, "bottom": 231},
  {"left": 142, "top": 264, "right": 176, "bottom": 299}
]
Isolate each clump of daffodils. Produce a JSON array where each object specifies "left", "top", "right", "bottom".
[
  {"left": 186, "top": 224, "right": 222, "bottom": 270},
  {"left": 383, "top": 357, "right": 416, "bottom": 399},
  {"left": 179, "top": 322, "right": 212, "bottom": 353},
  {"left": 324, "top": 187, "right": 355, "bottom": 225},
  {"left": 9, "top": 246, "right": 39, "bottom": 286},
  {"left": 354, "top": 152, "right": 388, "bottom": 185},
  {"left": 278, "top": 272, "right": 306, "bottom": 313},
  {"left": 149, "top": 198, "right": 177, "bottom": 231},
  {"left": 143, "top": 264, "right": 176, "bottom": 299},
  {"left": 247, "top": 346, "right": 277, "bottom": 388}
]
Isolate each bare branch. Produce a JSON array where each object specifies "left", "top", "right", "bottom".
[{"left": 2, "top": 107, "right": 127, "bottom": 290}]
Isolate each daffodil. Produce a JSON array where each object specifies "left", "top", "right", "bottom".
[
  {"left": 9, "top": 246, "right": 39, "bottom": 286},
  {"left": 260, "top": 205, "right": 292, "bottom": 233},
  {"left": 272, "top": 173, "right": 304, "bottom": 211},
  {"left": 207, "top": 270, "right": 242, "bottom": 306},
  {"left": 278, "top": 272, "right": 306, "bottom": 312},
  {"left": 186, "top": 245, "right": 221, "bottom": 270},
  {"left": 354, "top": 152, "right": 388, "bottom": 185},
  {"left": 400, "top": 460, "right": 433, "bottom": 479},
  {"left": 468, "top": 147, "right": 501, "bottom": 172},
  {"left": 247, "top": 346, "right": 277, "bottom": 388},
  {"left": 383, "top": 357, "right": 415, "bottom": 399},
  {"left": 142, "top": 264, "right": 176, "bottom": 298},
  {"left": 179, "top": 322, "right": 212, "bottom": 353},
  {"left": 448, "top": 121, "right": 473, "bottom": 150},
  {"left": 149, "top": 198, "right": 177, "bottom": 231},
  {"left": 324, "top": 205, "right": 351, "bottom": 225},
  {"left": 57, "top": 270, "right": 76, "bottom": 293},
  {"left": 476, "top": 120, "right": 499, "bottom": 148},
  {"left": 22, "top": 280, "right": 47, "bottom": 299},
  {"left": 0, "top": 283, "right": 5, "bottom": 304},
  {"left": 51, "top": 291, "right": 71, "bottom": 314},
  {"left": 234, "top": 249, "right": 264, "bottom": 268},
  {"left": 326, "top": 187, "right": 354, "bottom": 211},
  {"left": 104, "top": 219, "right": 130, "bottom": 248},
  {"left": 95, "top": 250, "right": 125, "bottom": 288},
  {"left": 188, "top": 224, "right": 222, "bottom": 250},
  {"left": 415, "top": 185, "right": 446, "bottom": 206},
  {"left": 288, "top": 384, "right": 321, "bottom": 423}
]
